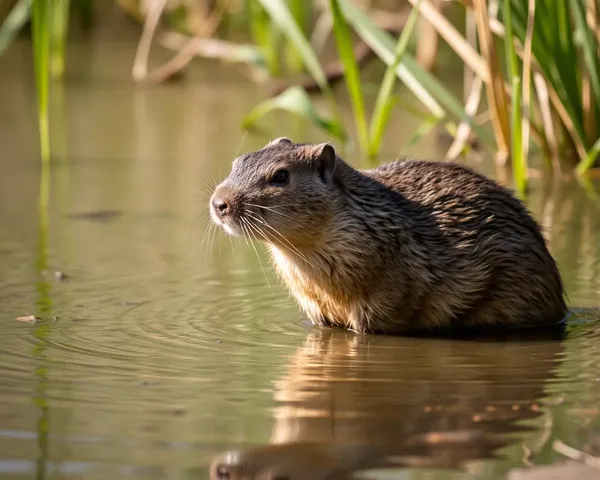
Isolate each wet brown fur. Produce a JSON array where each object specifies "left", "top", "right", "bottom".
[{"left": 209, "top": 138, "right": 567, "bottom": 334}]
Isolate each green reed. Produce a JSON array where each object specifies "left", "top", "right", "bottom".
[
  {"left": 31, "top": 0, "right": 50, "bottom": 163},
  {"left": 244, "top": 0, "right": 492, "bottom": 159},
  {"left": 328, "top": 0, "right": 423, "bottom": 158},
  {"left": 248, "top": 0, "right": 281, "bottom": 76},
  {"left": 367, "top": 1, "right": 421, "bottom": 158},
  {"left": 245, "top": 0, "right": 600, "bottom": 178},
  {"left": 283, "top": 0, "right": 312, "bottom": 74},
  {"left": 1, "top": 0, "right": 77, "bottom": 163},
  {"left": 4, "top": 0, "right": 598, "bottom": 177},
  {"left": 506, "top": 0, "right": 600, "bottom": 175},
  {"left": 248, "top": 0, "right": 313, "bottom": 77},
  {"left": 503, "top": 0, "right": 525, "bottom": 195},
  {"left": 250, "top": 0, "right": 343, "bottom": 133},
  {"left": 50, "top": 0, "right": 70, "bottom": 77},
  {"left": 329, "top": 0, "right": 369, "bottom": 154},
  {"left": 0, "top": 0, "right": 32, "bottom": 56}
]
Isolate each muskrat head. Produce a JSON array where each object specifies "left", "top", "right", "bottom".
[{"left": 210, "top": 138, "right": 337, "bottom": 249}]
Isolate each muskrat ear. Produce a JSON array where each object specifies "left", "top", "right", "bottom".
[
  {"left": 266, "top": 137, "right": 292, "bottom": 147},
  {"left": 314, "top": 143, "right": 336, "bottom": 184}
]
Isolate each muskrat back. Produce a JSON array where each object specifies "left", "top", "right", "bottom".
[{"left": 209, "top": 138, "right": 567, "bottom": 334}]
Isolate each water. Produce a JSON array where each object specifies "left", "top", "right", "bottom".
[{"left": 1, "top": 35, "right": 600, "bottom": 480}]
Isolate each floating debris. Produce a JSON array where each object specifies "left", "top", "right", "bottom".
[
  {"left": 15, "top": 315, "right": 42, "bottom": 324},
  {"left": 140, "top": 381, "right": 160, "bottom": 387},
  {"left": 508, "top": 461, "right": 600, "bottom": 479},
  {"left": 54, "top": 271, "right": 69, "bottom": 282},
  {"left": 65, "top": 209, "right": 122, "bottom": 222},
  {"left": 553, "top": 440, "right": 600, "bottom": 468}
]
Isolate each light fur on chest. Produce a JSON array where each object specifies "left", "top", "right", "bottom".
[{"left": 269, "top": 246, "right": 354, "bottom": 328}]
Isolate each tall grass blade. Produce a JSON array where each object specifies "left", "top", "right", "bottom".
[
  {"left": 283, "top": 0, "right": 311, "bottom": 73},
  {"left": 510, "top": 76, "right": 525, "bottom": 195},
  {"left": 369, "top": 0, "right": 421, "bottom": 157},
  {"left": 338, "top": 0, "right": 494, "bottom": 145},
  {"left": 0, "top": 0, "right": 32, "bottom": 56},
  {"left": 32, "top": 0, "right": 50, "bottom": 163},
  {"left": 415, "top": 0, "right": 440, "bottom": 71},
  {"left": 339, "top": 0, "right": 443, "bottom": 118},
  {"left": 533, "top": 72, "right": 561, "bottom": 171},
  {"left": 249, "top": 0, "right": 280, "bottom": 75},
  {"left": 519, "top": 0, "right": 536, "bottom": 189},
  {"left": 550, "top": 0, "right": 586, "bottom": 143},
  {"left": 256, "top": 0, "right": 341, "bottom": 125},
  {"left": 499, "top": 0, "right": 588, "bottom": 162},
  {"left": 132, "top": 0, "right": 166, "bottom": 81},
  {"left": 581, "top": 0, "right": 597, "bottom": 142},
  {"left": 474, "top": 0, "right": 510, "bottom": 163},
  {"left": 503, "top": 0, "right": 524, "bottom": 194},
  {"left": 242, "top": 86, "right": 345, "bottom": 140},
  {"left": 445, "top": 75, "right": 484, "bottom": 160},
  {"left": 576, "top": 136, "right": 600, "bottom": 176},
  {"left": 570, "top": 0, "right": 600, "bottom": 114},
  {"left": 503, "top": 0, "right": 519, "bottom": 80},
  {"left": 256, "top": 0, "right": 331, "bottom": 97},
  {"left": 72, "top": 0, "right": 94, "bottom": 28},
  {"left": 311, "top": 8, "right": 333, "bottom": 55},
  {"left": 50, "top": 0, "right": 70, "bottom": 78},
  {"left": 329, "top": 0, "right": 368, "bottom": 154},
  {"left": 403, "top": 116, "right": 441, "bottom": 150},
  {"left": 407, "top": 0, "right": 489, "bottom": 83}
]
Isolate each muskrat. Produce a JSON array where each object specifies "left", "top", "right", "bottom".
[{"left": 209, "top": 137, "right": 567, "bottom": 334}]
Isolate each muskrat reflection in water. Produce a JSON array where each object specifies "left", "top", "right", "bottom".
[
  {"left": 210, "top": 329, "right": 564, "bottom": 479},
  {"left": 210, "top": 138, "right": 567, "bottom": 335}
]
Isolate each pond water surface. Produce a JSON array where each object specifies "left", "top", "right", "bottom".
[{"left": 1, "top": 37, "right": 600, "bottom": 480}]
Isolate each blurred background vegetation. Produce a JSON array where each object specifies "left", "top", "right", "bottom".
[{"left": 1, "top": 0, "right": 599, "bottom": 196}]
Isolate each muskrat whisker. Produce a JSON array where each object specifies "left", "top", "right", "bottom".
[
  {"left": 234, "top": 130, "right": 249, "bottom": 159},
  {"left": 181, "top": 225, "right": 213, "bottom": 265},
  {"left": 198, "top": 220, "right": 216, "bottom": 261},
  {"left": 239, "top": 218, "right": 259, "bottom": 267},
  {"left": 245, "top": 204, "right": 298, "bottom": 221},
  {"left": 243, "top": 216, "right": 288, "bottom": 262},
  {"left": 227, "top": 229, "right": 238, "bottom": 259},
  {"left": 240, "top": 217, "right": 273, "bottom": 291},
  {"left": 208, "top": 219, "right": 220, "bottom": 258},
  {"left": 200, "top": 218, "right": 214, "bottom": 247},
  {"left": 200, "top": 182, "right": 215, "bottom": 197},
  {"left": 245, "top": 202, "right": 303, "bottom": 210},
  {"left": 246, "top": 214, "right": 316, "bottom": 270},
  {"left": 246, "top": 213, "right": 317, "bottom": 270},
  {"left": 245, "top": 211, "right": 296, "bottom": 247},
  {"left": 248, "top": 216, "right": 303, "bottom": 256}
]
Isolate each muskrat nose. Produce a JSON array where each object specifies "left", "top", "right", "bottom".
[{"left": 211, "top": 196, "right": 230, "bottom": 217}]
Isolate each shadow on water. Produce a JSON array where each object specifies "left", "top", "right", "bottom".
[{"left": 210, "top": 327, "right": 572, "bottom": 480}]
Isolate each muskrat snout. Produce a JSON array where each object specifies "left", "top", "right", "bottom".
[
  {"left": 209, "top": 185, "right": 241, "bottom": 236},
  {"left": 210, "top": 193, "right": 230, "bottom": 220},
  {"left": 211, "top": 464, "right": 232, "bottom": 480}
]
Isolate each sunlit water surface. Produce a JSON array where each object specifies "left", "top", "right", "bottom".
[{"left": 1, "top": 35, "right": 600, "bottom": 480}]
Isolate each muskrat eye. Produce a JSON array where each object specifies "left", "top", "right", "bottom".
[{"left": 270, "top": 169, "right": 290, "bottom": 186}]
